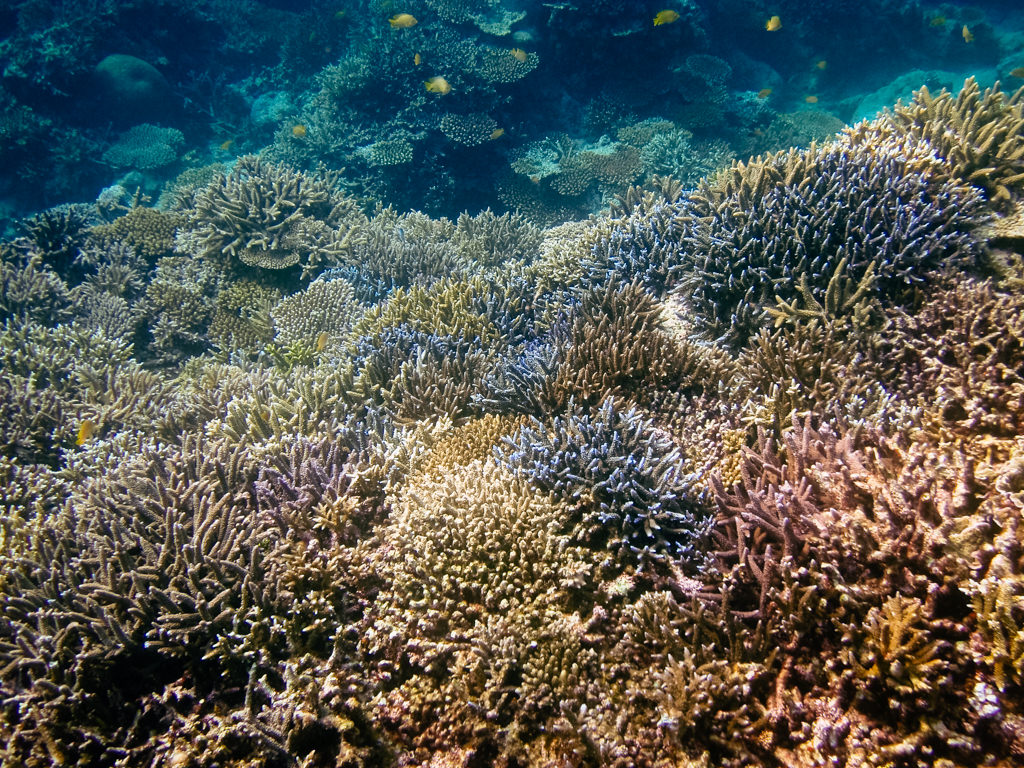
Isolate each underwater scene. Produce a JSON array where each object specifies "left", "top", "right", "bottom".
[{"left": 3, "top": 0, "right": 1024, "bottom": 765}]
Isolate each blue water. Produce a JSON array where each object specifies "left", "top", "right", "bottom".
[{"left": 1, "top": 0, "right": 1020, "bottom": 225}]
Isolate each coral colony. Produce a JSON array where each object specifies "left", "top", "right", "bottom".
[{"left": 2, "top": 0, "right": 1024, "bottom": 766}]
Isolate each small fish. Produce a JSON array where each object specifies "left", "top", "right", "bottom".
[
  {"left": 490, "top": 127, "right": 505, "bottom": 140},
  {"left": 757, "top": 87, "right": 773, "bottom": 98},
  {"left": 414, "top": 52, "right": 422, "bottom": 66},
  {"left": 389, "top": 13, "right": 418, "bottom": 28},
  {"left": 76, "top": 419, "right": 95, "bottom": 446},
  {"left": 219, "top": 138, "right": 234, "bottom": 151},
  {"left": 765, "top": 15, "right": 782, "bottom": 31},
  {"left": 291, "top": 124, "right": 307, "bottom": 138},
  {"left": 815, "top": 59, "right": 827, "bottom": 70},
  {"left": 1010, "top": 67, "right": 1024, "bottom": 79},
  {"left": 335, "top": 10, "right": 346, "bottom": 18},
  {"left": 315, "top": 331, "right": 330, "bottom": 352},
  {"left": 804, "top": 95, "right": 819, "bottom": 104},
  {"left": 424, "top": 76, "right": 451, "bottom": 94},
  {"left": 962, "top": 24, "right": 974, "bottom": 43},
  {"left": 930, "top": 15, "right": 946, "bottom": 26},
  {"left": 510, "top": 48, "right": 528, "bottom": 62},
  {"left": 653, "top": 9, "right": 680, "bottom": 26}
]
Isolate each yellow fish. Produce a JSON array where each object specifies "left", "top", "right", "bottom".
[
  {"left": 315, "top": 331, "right": 330, "bottom": 352},
  {"left": 962, "top": 24, "right": 974, "bottom": 43},
  {"left": 653, "top": 10, "right": 680, "bottom": 26},
  {"left": 490, "top": 128, "right": 505, "bottom": 140},
  {"left": 414, "top": 52, "right": 421, "bottom": 66},
  {"left": 389, "top": 13, "right": 417, "bottom": 28},
  {"left": 804, "top": 95, "right": 819, "bottom": 104},
  {"left": 765, "top": 15, "right": 782, "bottom": 31},
  {"left": 510, "top": 48, "right": 528, "bottom": 62},
  {"left": 930, "top": 15, "right": 946, "bottom": 26},
  {"left": 219, "top": 138, "right": 234, "bottom": 151},
  {"left": 757, "top": 87, "right": 773, "bottom": 99},
  {"left": 292, "top": 124, "right": 307, "bottom": 138},
  {"left": 1010, "top": 67, "right": 1024, "bottom": 79},
  {"left": 815, "top": 59, "right": 827, "bottom": 70},
  {"left": 76, "top": 419, "right": 95, "bottom": 446},
  {"left": 424, "top": 76, "right": 451, "bottom": 94}
]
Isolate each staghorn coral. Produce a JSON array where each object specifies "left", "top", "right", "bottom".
[
  {"left": 363, "top": 458, "right": 603, "bottom": 753},
  {"left": 734, "top": 317, "right": 891, "bottom": 434},
  {"left": 183, "top": 155, "right": 365, "bottom": 279},
  {"left": 12, "top": 204, "right": 95, "bottom": 278},
  {"left": 0, "top": 434, "right": 283, "bottom": 764},
  {"left": 141, "top": 253, "right": 221, "bottom": 363},
  {"left": 451, "top": 207, "right": 543, "bottom": 267},
  {"left": 678, "top": 133, "right": 988, "bottom": 347},
  {"left": 347, "top": 324, "right": 495, "bottom": 425},
  {"left": 497, "top": 396, "right": 713, "bottom": 567},
  {"left": 338, "top": 207, "right": 467, "bottom": 298},
  {"left": 0, "top": 246, "right": 71, "bottom": 325},
  {"left": 208, "top": 279, "right": 280, "bottom": 354},
  {"left": 583, "top": 200, "right": 688, "bottom": 296},
  {"left": 882, "top": 278, "right": 1024, "bottom": 447},
  {"left": 553, "top": 278, "right": 694, "bottom": 408},
  {"left": 884, "top": 77, "right": 1024, "bottom": 205}
]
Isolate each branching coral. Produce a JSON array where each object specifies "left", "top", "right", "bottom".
[
  {"left": 270, "top": 275, "right": 362, "bottom": 348},
  {"left": 882, "top": 278, "right": 1024, "bottom": 446},
  {"left": 0, "top": 434, "right": 283, "bottom": 763},
  {"left": 89, "top": 205, "right": 180, "bottom": 262},
  {"left": 184, "top": 155, "right": 365, "bottom": 279},
  {"left": 362, "top": 459, "right": 602, "bottom": 753},
  {"left": 0, "top": 246, "right": 71, "bottom": 325},
  {"left": 497, "top": 396, "right": 713, "bottom": 567},
  {"left": 678, "top": 134, "right": 988, "bottom": 347},
  {"left": 884, "top": 77, "right": 1024, "bottom": 205}
]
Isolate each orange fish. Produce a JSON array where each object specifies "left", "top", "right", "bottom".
[
  {"left": 815, "top": 59, "right": 827, "bottom": 70},
  {"left": 389, "top": 13, "right": 417, "bottom": 28},
  {"left": 292, "top": 124, "right": 307, "bottom": 138},
  {"left": 511, "top": 48, "right": 528, "bottom": 62},
  {"left": 653, "top": 10, "right": 680, "bottom": 26},
  {"left": 315, "top": 331, "right": 329, "bottom": 352},
  {"left": 765, "top": 15, "right": 782, "bottom": 31},
  {"left": 804, "top": 95, "right": 819, "bottom": 104},
  {"left": 962, "top": 24, "right": 974, "bottom": 43},
  {"left": 1010, "top": 67, "right": 1024, "bottom": 79},
  {"left": 757, "top": 87, "right": 773, "bottom": 98},
  {"left": 76, "top": 419, "right": 96, "bottom": 446},
  {"left": 424, "top": 76, "right": 451, "bottom": 94}
]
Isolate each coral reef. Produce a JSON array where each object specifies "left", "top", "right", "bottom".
[{"left": 2, "top": 68, "right": 1024, "bottom": 768}]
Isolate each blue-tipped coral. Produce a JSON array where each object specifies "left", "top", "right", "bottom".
[{"left": 497, "top": 396, "right": 714, "bottom": 567}]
